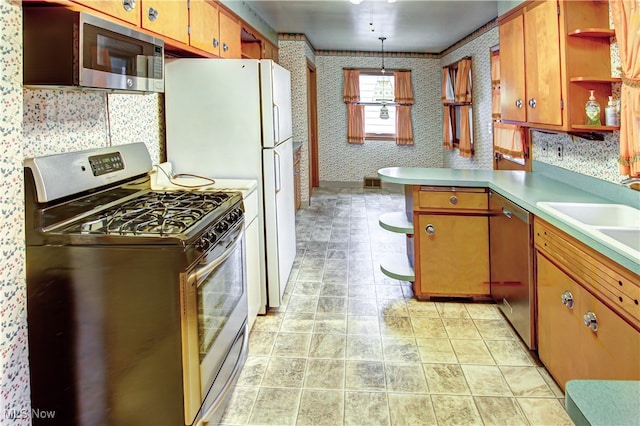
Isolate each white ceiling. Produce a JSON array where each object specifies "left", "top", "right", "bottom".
[{"left": 242, "top": 0, "right": 499, "bottom": 53}]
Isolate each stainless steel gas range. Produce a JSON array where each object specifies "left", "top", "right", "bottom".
[{"left": 24, "top": 143, "right": 248, "bottom": 425}]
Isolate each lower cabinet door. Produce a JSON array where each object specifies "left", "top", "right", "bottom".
[
  {"left": 536, "top": 254, "right": 581, "bottom": 388},
  {"left": 417, "top": 214, "right": 489, "bottom": 297}
]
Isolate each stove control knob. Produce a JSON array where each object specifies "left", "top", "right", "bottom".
[
  {"left": 216, "top": 221, "right": 229, "bottom": 233},
  {"left": 207, "top": 231, "right": 217, "bottom": 243}
]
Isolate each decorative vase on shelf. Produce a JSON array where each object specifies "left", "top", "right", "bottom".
[{"left": 585, "top": 90, "right": 601, "bottom": 126}]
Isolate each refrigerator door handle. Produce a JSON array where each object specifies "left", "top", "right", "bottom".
[
  {"left": 274, "top": 150, "right": 281, "bottom": 193},
  {"left": 273, "top": 104, "right": 280, "bottom": 142}
]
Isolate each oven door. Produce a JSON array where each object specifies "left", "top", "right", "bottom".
[{"left": 181, "top": 223, "right": 248, "bottom": 425}]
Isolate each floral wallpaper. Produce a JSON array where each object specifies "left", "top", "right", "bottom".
[{"left": 1, "top": 4, "right": 164, "bottom": 420}]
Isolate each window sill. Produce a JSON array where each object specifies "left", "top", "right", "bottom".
[{"left": 365, "top": 134, "right": 396, "bottom": 142}]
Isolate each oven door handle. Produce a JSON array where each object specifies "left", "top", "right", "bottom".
[{"left": 189, "top": 235, "right": 242, "bottom": 286}]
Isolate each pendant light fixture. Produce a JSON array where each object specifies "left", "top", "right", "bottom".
[{"left": 375, "top": 36, "right": 393, "bottom": 119}]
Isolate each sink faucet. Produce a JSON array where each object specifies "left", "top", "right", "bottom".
[{"left": 621, "top": 177, "right": 640, "bottom": 190}]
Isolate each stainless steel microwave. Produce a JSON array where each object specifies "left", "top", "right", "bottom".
[{"left": 23, "top": 8, "right": 164, "bottom": 93}]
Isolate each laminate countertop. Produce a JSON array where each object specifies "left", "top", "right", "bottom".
[{"left": 378, "top": 167, "right": 640, "bottom": 275}]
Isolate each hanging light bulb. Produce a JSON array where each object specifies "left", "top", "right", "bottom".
[{"left": 379, "top": 36, "right": 386, "bottom": 74}]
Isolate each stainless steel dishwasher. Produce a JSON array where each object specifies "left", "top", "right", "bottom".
[{"left": 489, "top": 191, "right": 536, "bottom": 349}]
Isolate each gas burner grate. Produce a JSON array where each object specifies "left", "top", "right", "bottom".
[{"left": 79, "top": 191, "right": 231, "bottom": 236}]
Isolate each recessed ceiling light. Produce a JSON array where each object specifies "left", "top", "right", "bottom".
[{"left": 349, "top": 0, "right": 364, "bottom": 4}]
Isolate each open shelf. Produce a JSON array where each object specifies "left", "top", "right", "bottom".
[
  {"left": 379, "top": 212, "right": 413, "bottom": 234},
  {"left": 571, "top": 125, "right": 620, "bottom": 132},
  {"left": 568, "top": 28, "right": 615, "bottom": 38},
  {"left": 380, "top": 257, "right": 415, "bottom": 282},
  {"left": 570, "top": 77, "right": 621, "bottom": 83}
]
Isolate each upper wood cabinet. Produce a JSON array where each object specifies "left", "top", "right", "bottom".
[
  {"left": 189, "top": 0, "right": 221, "bottom": 55},
  {"left": 218, "top": 9, "right": 241, "bottom": 59},
  {"left": 72, "top": 0, "right": 141, "bottom": 26},
  {"left": 498, "top": 0, "right": 618, "bottom": 132},
  {"left": 140, "top": 0, "right": 189, "bottom": 44},
  {"left": 241, "top": 27, "right": 279, "bottom": 62}
]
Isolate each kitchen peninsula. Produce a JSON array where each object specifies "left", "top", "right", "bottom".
[{"left": 378, "top": 166, "right": 640, "bottom": 394}]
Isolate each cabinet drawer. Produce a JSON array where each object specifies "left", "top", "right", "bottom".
[
  {"left": 414, "top": 186, "right": 488, "bottom": 211},
  {"left": 243, "top": 190, "right": 259, "bottom": 223},
  {"left": 534, "top": 218, "right": 640, "bottom": 330}
]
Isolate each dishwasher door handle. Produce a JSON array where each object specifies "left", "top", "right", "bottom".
[{"left": 502, "top": 208, "right": 513, "bottom": 219}]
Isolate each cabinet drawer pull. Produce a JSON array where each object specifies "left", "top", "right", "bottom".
[
  {"left": 223, "top": 43, "right": 229, "bottom": 52},
  {"left": 449, "top": 195, "right": 458, "bottom": 205},
  {"left": 122, "top": 0, "right": 136, "bottom": 12},
  {"left": 561, "top": 291, "right": 574, "bottom": 309},
  {"left": 583, "top": 311, "right": 598, "bottom": 331},
  {"left": 213, "top": 38, "right": 219, "bottom": 48},
  {"left": 515, "top": 99, "right": 523, "bottom": 109},
  {"left": 425, "top": 224, "right": 436, "bottom": 236},
  {"left": 148, "top": 7, "right": 159, "bottom": 21},
  {"left": 528, "top": 98, "right": 537, "bottom": 109}
]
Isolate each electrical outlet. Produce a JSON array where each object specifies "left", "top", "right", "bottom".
[
  {"left": 556, "top": 144, "right": 563, "bottom": 160},
  {"left": 540, "top": 141, "right": 549, "bottom": 158}
]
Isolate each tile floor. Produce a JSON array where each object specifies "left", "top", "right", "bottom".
[{"left": 220, "top": 187, "right": 574, "bottom": 425}]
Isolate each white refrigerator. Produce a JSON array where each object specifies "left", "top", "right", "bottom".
[{"left": 164, "top": 59, "right": 296, "bottom": 311}]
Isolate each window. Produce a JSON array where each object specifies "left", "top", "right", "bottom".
[{"left": 359, "top": 73, "right": 396, "bottom": 140}]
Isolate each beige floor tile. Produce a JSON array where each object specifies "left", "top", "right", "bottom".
[
  {"left": 410, "top": 317, "right": 449, "bottom": 338},
  {"left": 406, "top": 299, "right": 441, "bottom": 318},
  {"left": 304, "top": 358, "right": 345, "bottom": 389},
  {"left": 431, "top": 395, "right": 483, "bottom": 426},
  {"left": 248, "top": 387, "right": 301, "bottom": 425},
  {"left": 417, "top": 338, "right": 459, "bottom": 363},
  {"left": 450, "top": 339, "right": 495, "bottom": 365},
  {"left": 377, "top": 299, "right": 409, "bottom": 317},
  {"left": 247, "top": 330, "right": 276, "bottom": 356},
  {"left": 280, "top": 312, "right": 315, "bottom": 333},
  {"left": 384, "top": 362, "right": 429, "bottom": 393},
  {"left": 296, "top": 389, "right": 344, "bottom": 426},
  {"left": 346, "top": 334, "right": 383, "bottom": 360},
  {"left": 423, "top": 364, "right": 470, "bottom": 395},
  {"left": 271, "top": 332, "right": 312, "bottom": 357},
  {"left": 251, "top": 312, "right": 283, "bottom": 332},
  {"left": 536, "top": 367, "right": 565, "bottom": 398},
  {"left": 474, "top": 396, "right": 529, "bottom": 426},
  {"left": 345, "top": 360, "right": 386, "bottom": 391},
  {"left": 462, "top": 365, "right": 512, "bottom": 396},
  {"left": 516, "top": 397, "right": 573, "bottom": 425},
  {"left": 347, "top": 315, "right": 380, "bottom": 335},
  {"left": 261, "top": 357, "right": 306, "bottom": 388},
  {"left": 344, "top": 391, "right": 390, "bottom": 426},
  {"left": 286, "top": 295, "right": 319, "bottom": 313},
  {"left": 376, "top": 285, "right": 405, "bottom": 299},
  {"left": 485, "top": 339, "right": 534, "bottom": 366},
  {"left": 314, "top": 313, "right": 347, "bottom": 334},
  {"left": 293, "top": 281, "right": 323, "bottom": 296},
  {"left": 382, "top": 337, "right": 421, "bottom": 362},
  {"left": 317, "top": 296, "right": 348, "bottom": 314},
  {"left": 473, "top": 319, "right": 517, "bottom": 340},
  {"left": 442, "top": 318, "right": 482, "bottom": 339},
  {"left": 501, "top": 366, "right": 555, "bottom": 397},
  {"left": 349, "top": 284, "right": 377, "bottom": 298},
  {"left": 321, "top": 283, "right": 348, "bottom": 297},
  {"left": 464, "top": 303, "right": 503, "bottom": 320},
  {"left": 387, "top": 393, "right": 437, "bottom": 425},
  {"left": 220, "top": 386, "right": 258, "bottom": 425},
  {"left": 380, "top": 316, "right": 414, "bottom": 337},
  {"left": 308, "top": 333, "right": 346, "bottom": 359},
  {"left": 348, "top": 298, "right": 379, "bottom": 315},
  {"left": 236, "top": 356, "right": 269, "bottom": 386},
  {"left": 436, "top": 302, "right": 471, "bottom": 319}
]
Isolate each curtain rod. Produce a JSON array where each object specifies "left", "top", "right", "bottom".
[{"left": 343, "top": 67, "right": 411, "bottom": 72}]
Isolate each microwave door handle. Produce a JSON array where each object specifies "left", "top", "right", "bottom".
[
  {"left": 273, "top": 104, "right": 280, "bottom": 142},
  {"left": 188, "top": 233, "right": 243, "bottom": 286},
  {"left": 274, "top": 150, "right": 281, "bottom": 194}
]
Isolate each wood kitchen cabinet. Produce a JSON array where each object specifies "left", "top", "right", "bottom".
[
  {"left": 218, "top": 8, "right": 241, "bottom": 59},
  {"left": 190, "top": 0, "right": 240, "bottom": 58},
  {"left": 498, "top": 0, "right": 618, "bottom": 132},
  {"left": 535, "top": 218, "right": 640, "bottom": 390},
  {"left": 71, "top": 0, "right": 141, "bottom": 26},
  {"left": 140, "top": 0, "right": 189, "bottom": 44},
  {"left": 412, "top": 186, "right": 490, "bottom": 298}
]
